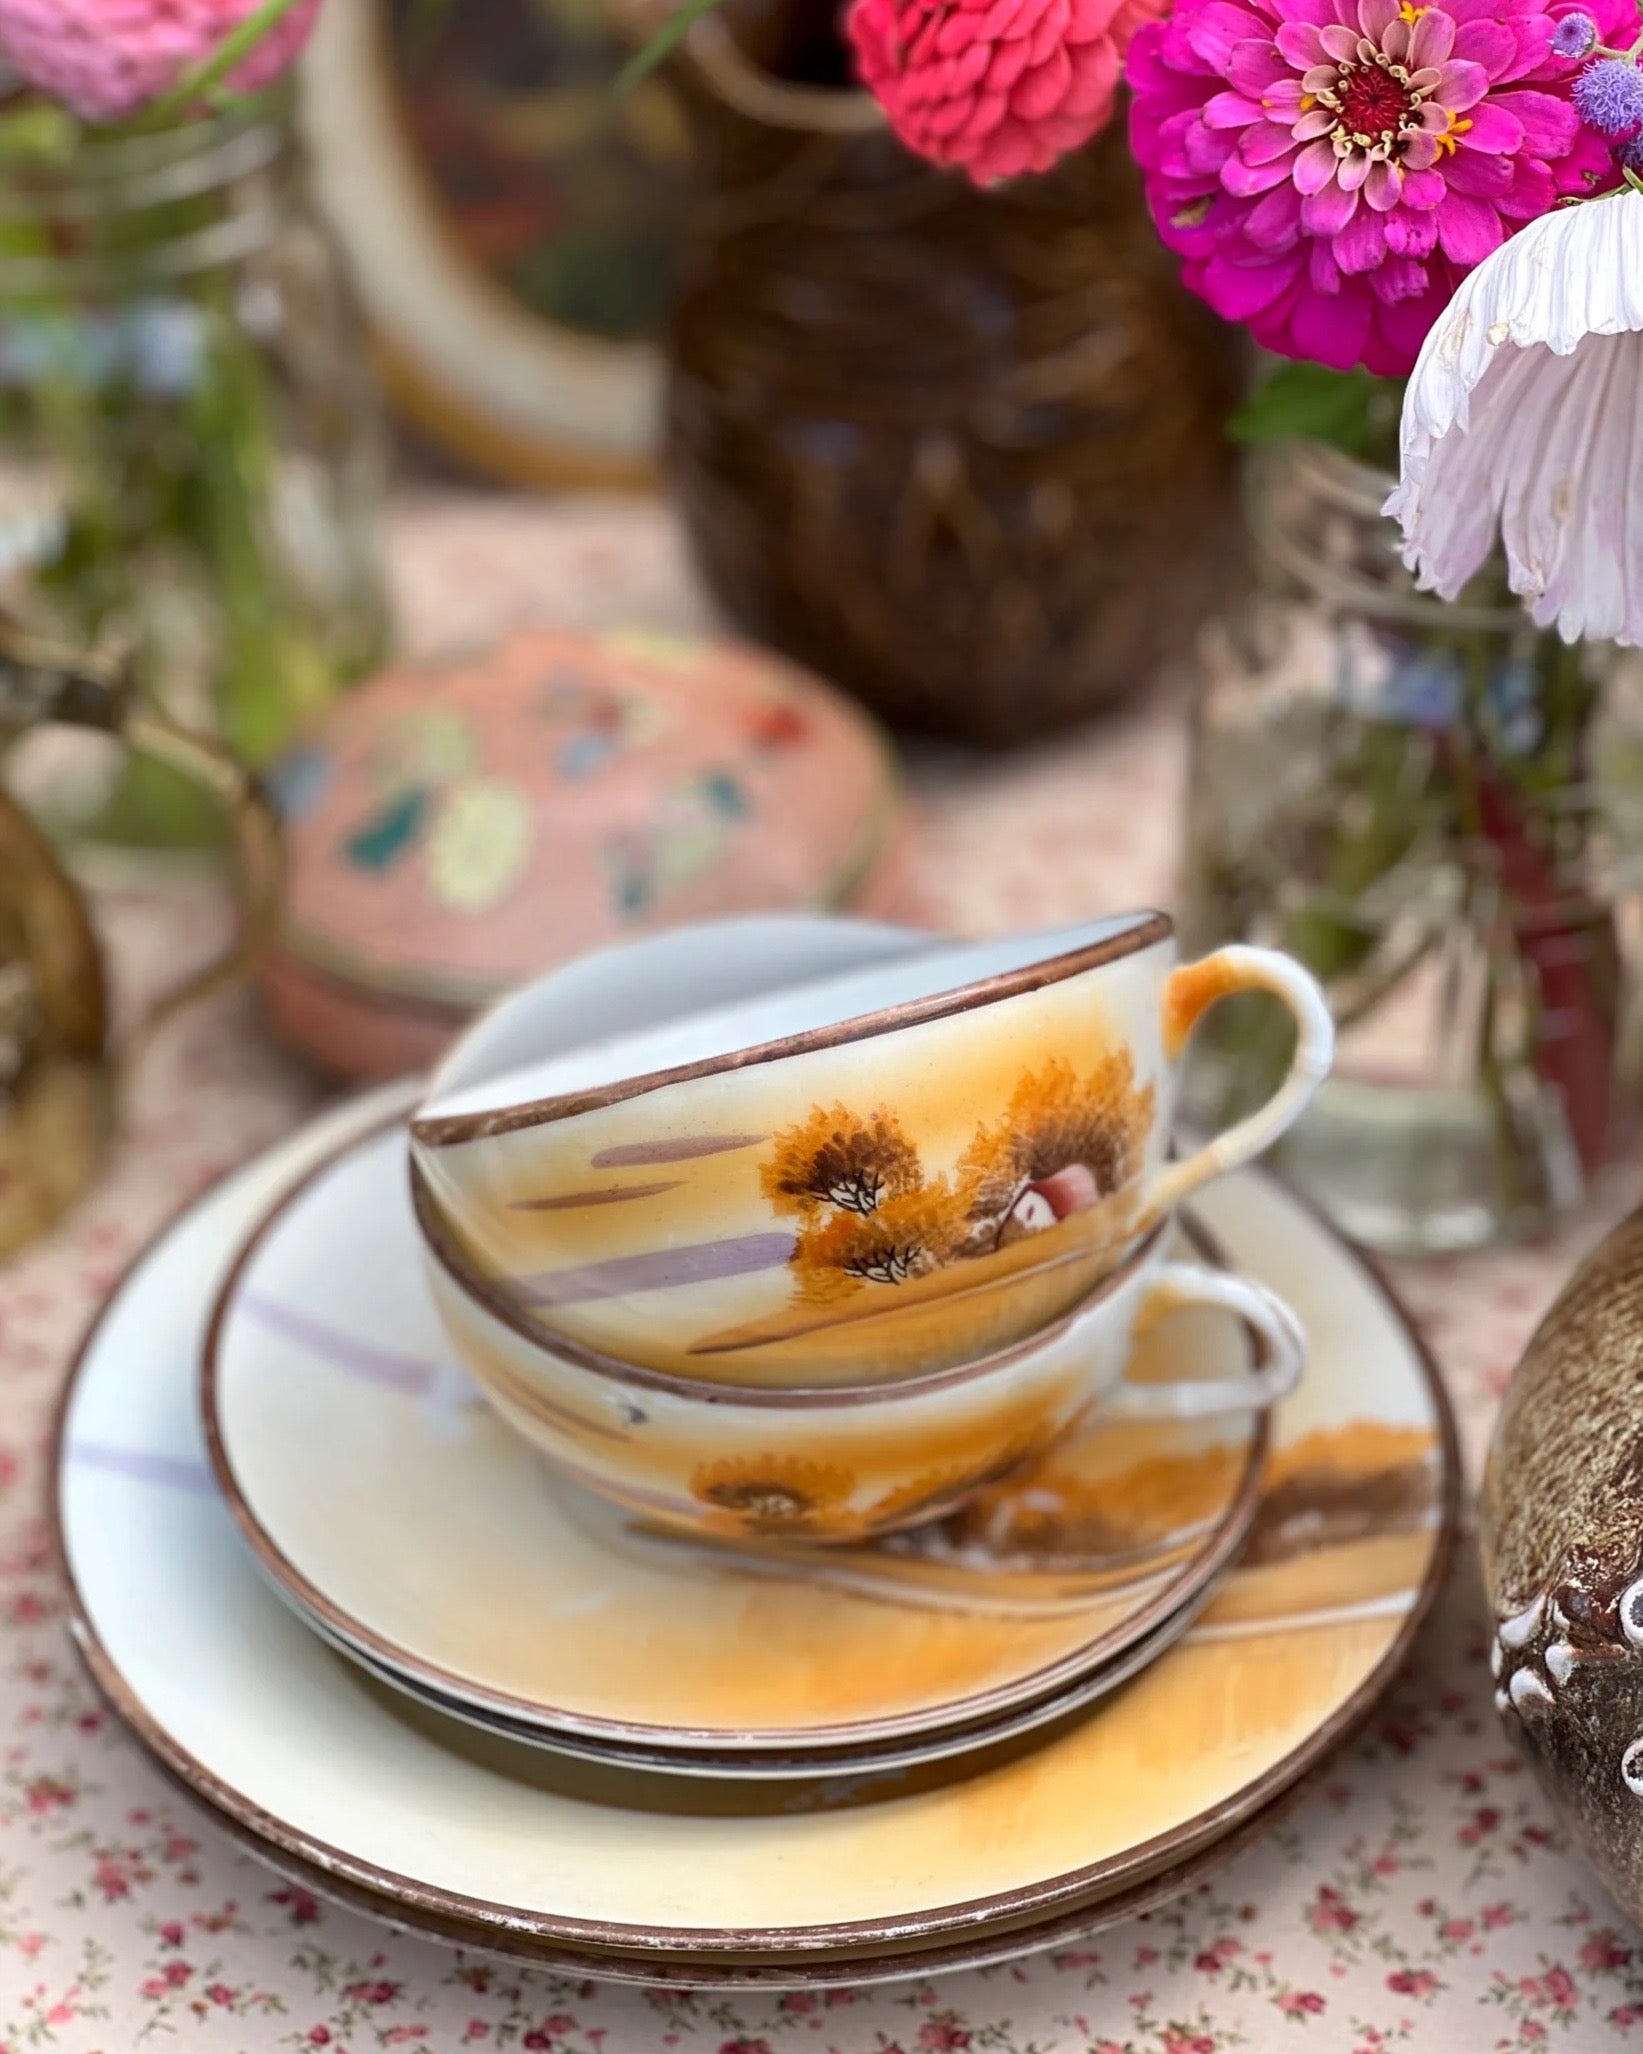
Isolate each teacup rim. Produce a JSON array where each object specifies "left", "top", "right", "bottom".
[
  {"left": 411, "top": 1155, "right": 1171, "bottom": 1407},
  {"left": 410, "top": 908, "right": 1175, "bottom": 1149},
  {"left": 423, "top": 913, "right": 923, "bottom": 1108}
]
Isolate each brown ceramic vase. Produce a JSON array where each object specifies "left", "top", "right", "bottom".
[
  {"left": 662, "top": 0, "right": 1247, "bottom": 747},
  {"left": 1479, "top": 1204, "right": 1643, "bottom": 1925}
]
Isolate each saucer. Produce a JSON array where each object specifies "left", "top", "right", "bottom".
[
  {"left": 55, "top": 1085, "right": 1457, "bottom": 1981},
  {"left": 203, "top": 1118, "right": 1270, "bottom": 1764},
  {"left": 271, "top": 1555, "right": 1224, "bottom": 1781}
]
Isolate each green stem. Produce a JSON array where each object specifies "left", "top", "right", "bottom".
[
  {"left": 1453, "top": 626, "right": 1530, "bottom": 1221},
  {"left": 1196, "top": 713, "right": 1438, "bottom": 1121},
  {"left": 142, "top": 0, "right": 310, "bottom": 124},
  {"left": 613, "top": 0, "right": 730, "bottom": 97},
  {"left": 1328, "top": 928, "right": 1438, "bottom": 1036}
]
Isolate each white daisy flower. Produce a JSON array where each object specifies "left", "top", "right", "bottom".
[{"left": 1385, "top": 190, "right": 1643, "bottom": 647}]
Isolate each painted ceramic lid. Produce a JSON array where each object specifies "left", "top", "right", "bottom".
[{"left": 259, "top": 629, "right": 907, "bottom": 1078}]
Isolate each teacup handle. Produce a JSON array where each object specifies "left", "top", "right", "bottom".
[
  {"left": 1134, "top": 946, "right": 1334, "bottom": 1238},
  {"left": 1104, "top": 1261, "right": 1305, "bottom": 1421},
  {"left": 0, "top": 619, "right": 282, "bottom": 1076}
]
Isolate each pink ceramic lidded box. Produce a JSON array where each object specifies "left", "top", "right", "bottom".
[{"left": 258, "top": 628, "right": 911, "bottom": 1079}]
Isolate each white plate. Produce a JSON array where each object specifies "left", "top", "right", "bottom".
[
  {"left": 204, "top": 1115, "right": 1267, "bottom": 1764},
  {"left": 55, "top": 1086, "right": 1457, "bottom": 1970}
]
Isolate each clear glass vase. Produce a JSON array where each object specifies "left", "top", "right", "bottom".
[
  {"left": 0, "top": 96, "right": 389, "bottom": 845},
  {"left": 1179, "top": 440, "right": 1643, "bottom": 1254}
]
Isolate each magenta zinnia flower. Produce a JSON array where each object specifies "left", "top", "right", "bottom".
[
  {"left": 1127, "top": 0, "right": 1627, "bottom": 375},
  {"left": 848, "top": 0, "right": 1168, "bottom": 184},
  {"left": 0, "top": 0, "right": 322, "bottom": 123}
]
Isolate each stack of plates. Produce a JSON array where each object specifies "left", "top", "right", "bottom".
[{"left": 54, "top": 1083, "right": 1457, "bottom": 1986}]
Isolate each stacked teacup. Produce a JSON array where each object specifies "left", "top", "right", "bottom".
[
  {"left": 408, "top": 911, "right": 1333, "bottom": 1550},
  {"left": 185, "top": 907, "right": 1366, "bottom": 1973}
]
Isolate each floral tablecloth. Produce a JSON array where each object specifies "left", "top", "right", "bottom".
[{"left": 6, "top": 496, "right": 1643, "bottom": 2054}]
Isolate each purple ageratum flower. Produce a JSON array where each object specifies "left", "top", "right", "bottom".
[
  {"left": 1573, "top": 55, "right": 1643, "bottom": 136},
  {"left": 1552, "top": 10, "right": 1600, "bottom": 54},
  {"left": 1127, "top": 0, "right": 1630, "bottom": 377}
]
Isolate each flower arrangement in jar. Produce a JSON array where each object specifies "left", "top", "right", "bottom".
[
  {"left": 0, "top": 0, "right": 387, "bottom": 845},
  {"left": 1111, "top": 0, "right": 1643, "bottom": 1247},
  {"left": 625, "top": 0, "right": 1643, "bottom": 1242}
]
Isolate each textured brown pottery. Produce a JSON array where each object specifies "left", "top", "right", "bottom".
[
  {"left": 1479, "top": 1205, "right": 1643, "bottom": 1923},
  {"left": 663, "top": 0, "right": 1247, "bottom": 747}
]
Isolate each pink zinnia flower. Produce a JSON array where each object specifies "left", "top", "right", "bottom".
[
  {"left": 0, "top": 0, "right": 322, "bottom": 123},
  {"left": 848, "top": 0, "right": 1168, "bottom": 184},
  {"left": 1126, "top": 0, "right": 1626, "bottom": 374}
]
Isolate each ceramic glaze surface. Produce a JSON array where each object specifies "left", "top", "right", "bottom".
[
  {"left": 406, "top": 1154, "right": 1300, "bottom": 1543},
  {"left": 427, "top": 916, "right": 922, "bottom": 1104},
  {"left": 1480, "top": 1203, "right": 1643, "bottom": 1926},
  {"left": 59, "top": 1089, "right": 1452, "bottom": 1958},
  {"left": 205, "top": 1120, "right": 1270, "bottom": 1751},
  {"left": 411, "top": 916, "right": 1332, "bottom": 1381},
  {"left": 259, "top": 628, "right": 903, "bottom": 1076}
]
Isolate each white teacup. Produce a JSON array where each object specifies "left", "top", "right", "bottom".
[
  {"left": 415, "top": 1178, "right": 1305, "bottom": 1545},
  {"left": 410, "top": 912, "right": 1332, "bottom": 1386}
]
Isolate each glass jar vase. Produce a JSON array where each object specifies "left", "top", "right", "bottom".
[
  {"left": 1179, "top": 440, "right": 1643, "bottom": 1253},
  {"left": 0, "top": 95, "right": 389, "bottom": 844}
]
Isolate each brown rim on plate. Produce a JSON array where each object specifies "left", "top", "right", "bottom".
[
  {"left": 410, "top": 910, "right": 1174, "bottom": 1144},
  {"left": 76, "top": 1695, "right": 1338, "bottom": 1987},
  {"left": 296, "top": 1549, "right": 1228, "bottom": 1778},
  {"left": 200, "top": 1107, "right": 1265, "bottom": 1754},
  {"left": 49, "top": 1106, "right": 1461, "bottom": 1959},
  {"left": 408, "top": 1148, "right": 1167, "bottom": 1405}
]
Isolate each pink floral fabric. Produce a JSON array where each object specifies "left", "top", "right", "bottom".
[{"left": 4, "top": 499, "right": 1643, "bottom": 2052}]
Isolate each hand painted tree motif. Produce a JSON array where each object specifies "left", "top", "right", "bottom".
[
  {"left": 689, "top": 1453, "right": 855, "bottom": 1534},
  {"left": 764, "top": 1103, "right": 961, "bottom": 1301},
  {"left": 905, "top": 1442, "right": 1249, "bottom": 1566},
  {"left": 959, "top": 1052, "right": 1155, "bottom": 1249},
  {"left": 793, "top": 1183, "right": 970, "bottom": 1302},
  {"left": 761, "top": 1054, "right": 1155, "bottom": 1305},
  {"left": 761, "top": 1105, "right": 923, "bottom": 1218}
]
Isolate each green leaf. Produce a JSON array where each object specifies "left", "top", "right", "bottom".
[
  {"left": 612, "top": 0, "right": 730, "bottom": 98},
  {"left": 140, "top": 0, "right": 310, "bottom": 123},
  {"left": 0, "top": 101, "right": 82, "bottom": 164},
  {"left": 1229, "top": 361, "right": 1403, "bottom": 465}
]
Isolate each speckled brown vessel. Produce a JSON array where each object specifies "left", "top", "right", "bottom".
[
  {"left": 663, "top": 0, "right": 1247, "bottom": 747},
  {"left": 1478, "top": 1204, "right": 1643, "bottom": 1920}
]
